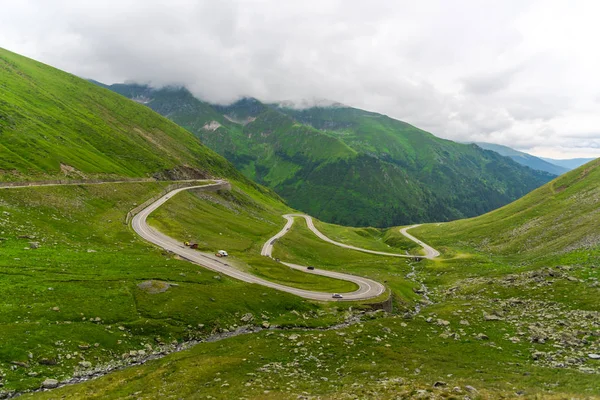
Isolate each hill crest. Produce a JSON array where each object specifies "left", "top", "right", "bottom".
[{"left": 0, "top": 48, "right": 243, "bottom": 183}]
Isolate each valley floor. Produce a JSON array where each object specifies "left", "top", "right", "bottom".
[{"left": 0, "top": 178, "right": 598, "bottom": 399}]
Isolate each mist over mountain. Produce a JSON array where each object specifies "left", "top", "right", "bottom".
[{"left": 100, "top": 82, "right": 554, "bottom": 227}]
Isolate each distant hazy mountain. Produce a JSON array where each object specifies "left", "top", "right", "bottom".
[
  {"left": 540, "top": 157, "right": 597, "bottom": 170},
  {"left": 472, "top": 142, "right": 567, "bottom": 176}
]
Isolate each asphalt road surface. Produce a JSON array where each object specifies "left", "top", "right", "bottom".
[
  {"left": 131, "top": 184, "right": 385, "bottom": 301},
  {"left": 132, "top": 186, "right": 440, "bottom": 301},
  {"left": 263, "top": 214, "right": 439, "bottom": 260},
  {"left": 0, "top": 178, "right": 169, "bottom": 189}
]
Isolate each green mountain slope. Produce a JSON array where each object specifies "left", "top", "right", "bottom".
[
  {"left": 0, "top": 48, "right": 241, "bottom": 182},
  {"left": 471, "top": 142, "right": 568, "bottom": 175},
  {"left": 268, "top": 104, "right": 555, "bottom": 225},
  {"left": 2, "top": 50, "right": 597, "bottom": 397},
  {"left": 22, "top": 159, "right": 600, "bottom": 400},
  {"left": 413, "top": 157, "right": 600, "bottom": 259},
  {"left": 0, "top": 50, "right": 354, "bottom": 393},
  {"left": 99, "top": 85, "right": 554, "bottom": 227}
]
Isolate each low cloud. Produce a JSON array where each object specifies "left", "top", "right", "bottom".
[
  {"left": 462, "top": 67, "right": 522, "bottom": 95},
  {"left": 1, "top": 0, "right": 600, "bottom": 158}
]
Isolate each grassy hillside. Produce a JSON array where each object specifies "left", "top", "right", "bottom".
[
  {"left": 0, "top": 181, "right": 351, "bottom": 394},
  {"left": 22, "top": 161, "right": 600, "bottom": 399},
  {"left": 0, "top": 49, "right": 361, "bottom": 394},
  {"left": 0, "top": 49, "right": 596, "bottom": 399},
  {"left": 0, "top": 48, "right": 240, "bottom": 182},
  {"left": 411, "top": 158, "right": 600, "bottom": 261},
  {"left": 100, "top": 84, "right": 554, "bottom": 227}
]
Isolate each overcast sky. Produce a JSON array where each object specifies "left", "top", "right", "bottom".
[{"left": 2, "top": 0, "right": 600, "bottom": 158}]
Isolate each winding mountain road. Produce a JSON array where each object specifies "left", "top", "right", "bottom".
[
  {"left": 132, "top": 185, "right": 440, "bottom": 301},
  {"left": 262, "top": 214, "right": 439, "bottom": 260}
]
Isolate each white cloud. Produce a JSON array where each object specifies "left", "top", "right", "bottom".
[{"left": 1, "top": 0, "right": 600, "bottom": 158}]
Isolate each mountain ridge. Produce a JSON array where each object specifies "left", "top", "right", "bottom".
[
  {"left": 0, "top": 48, "right": 249, "bottom": 184},
  {"left": 470, "top": 142, "right": 568, "bottom": 175},
  {"left": 1, "top": 49, "right": 599, "bottom": 399},
  {"left": 96, "top": 83, "right": 555, "bottom": 227},
  {"left": 541, "top": 156, "right": 596, "bottom": 170}
]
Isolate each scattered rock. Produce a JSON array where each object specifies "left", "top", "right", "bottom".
[
  {"left": 465, "top": 385, "right": 478, "bottom": 393},
  {"left": 28, "top": 242, "right": 40, "bottom": 249},
  {"left": 433, "top": 381, "right": 447, "bottom": 387},
  {"left": 41, "top": 378, "right": 59, "bottom": 389},
  {"left": 137, "top": 280, "right": 170, "bottom": 294},
  {"left": 484, "top": 313, "right": 503, "bottom": 321},
  {"left": 78, "top": 361, "right": 92, "bottom": 368},
  {"left": 240, "top": 313, "right": 254, "bottom": 323},
  {"left": 588, "top": 354, "right": 600, "bottom": 360},
  {"left": 11, "top": 361, "right": 29, "bottom": 368},
  {"left": 532, "top": 352, "right": 545, "bottom": 360}
]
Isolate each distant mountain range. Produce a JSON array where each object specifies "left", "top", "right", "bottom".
[
  {"left": 540, "top": 157, "right": 596, "bottom": 170},
  {"left": 470, "top": 142, "right": 569, "bottom": 175},
  {"left": 471, "top": 142, "right": 596, "bottom": 175},
  {"left": 96, "top": 83, "right": 555, "bottom": 227}
]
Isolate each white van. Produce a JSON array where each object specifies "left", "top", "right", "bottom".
[{"left": 217, "top": 250, "right": 228, "bottom": 257}]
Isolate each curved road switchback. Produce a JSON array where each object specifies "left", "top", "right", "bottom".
[
  {"left": 263, "top": 214, "right": 439, "bottom": 260},
  {"left": 399, "top": 225, "right": 440, "bottom": 259},
  {"left": 131, "top": 184, "right": 385, "bottom": 301},
  {"left": 132, "top": 185, "right": 440, "bottom": 302}
]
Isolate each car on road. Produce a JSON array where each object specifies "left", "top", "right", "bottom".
[
  {"left": 307, "top": 266, "right": 315, "bottom": 270},
  {"left": 332, "top": 293, "right": 343, "bottom": 299},
  {"left": 216, "top": 250, "right": 228, "bottom": 257}
]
